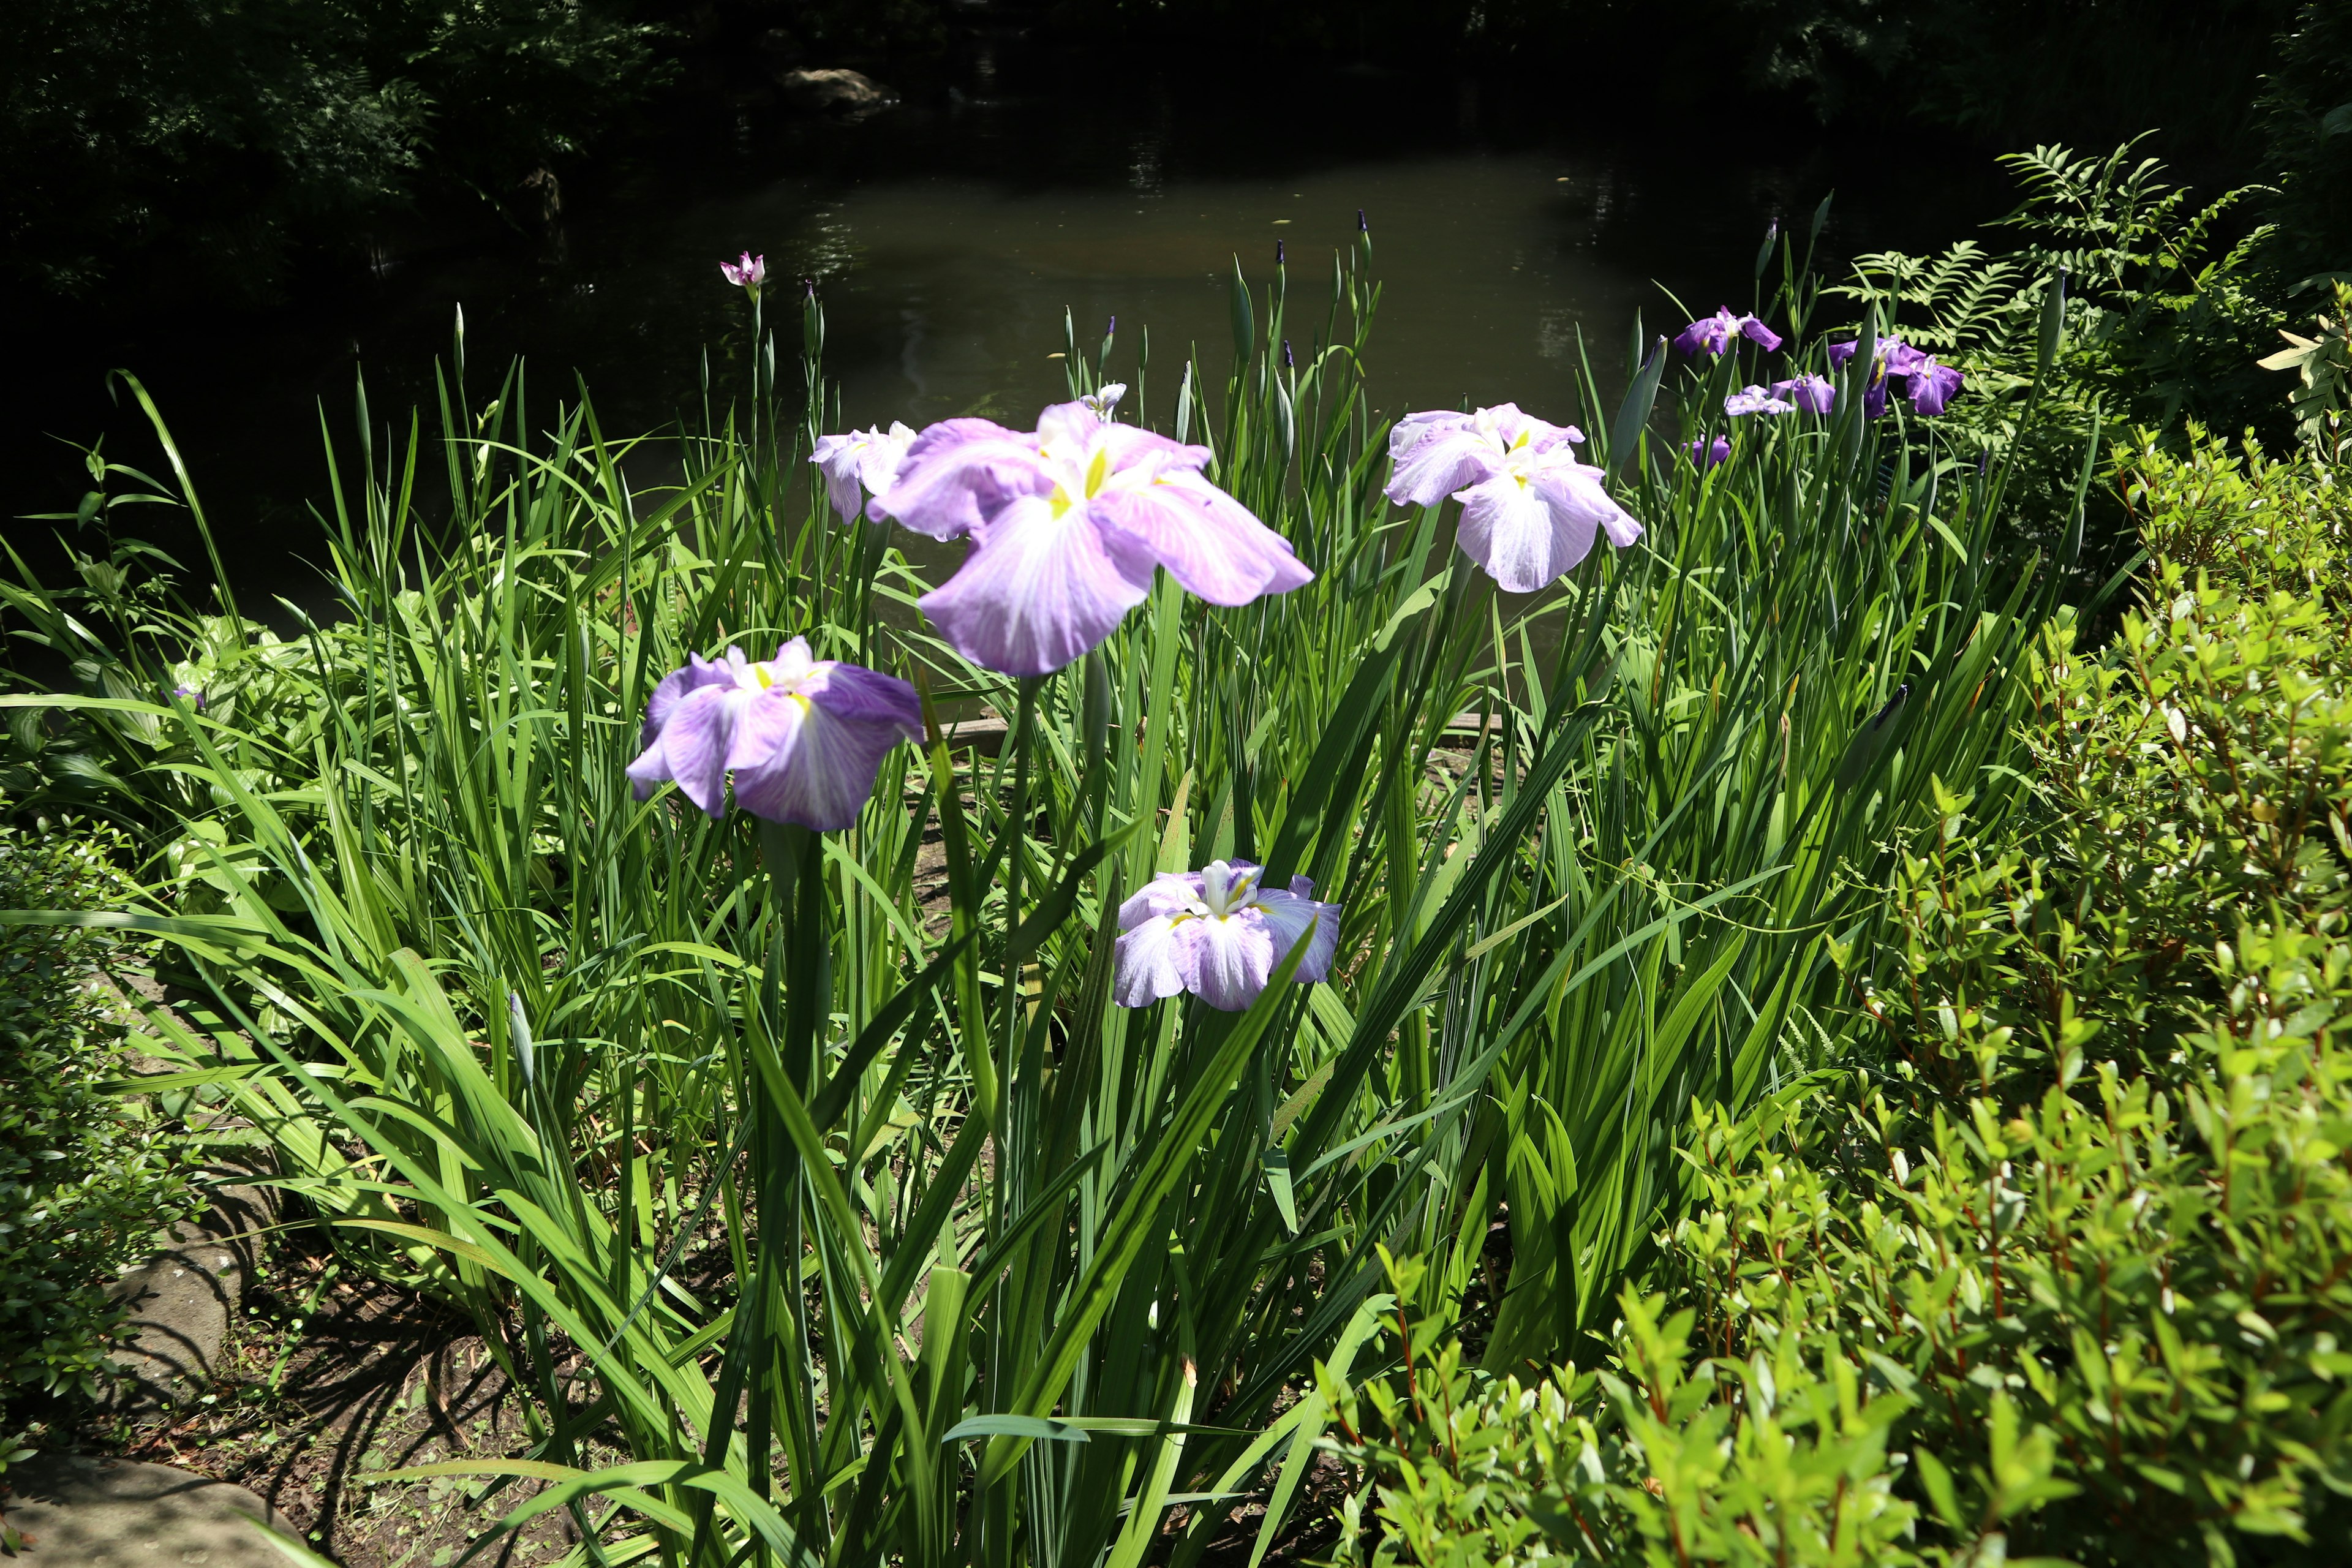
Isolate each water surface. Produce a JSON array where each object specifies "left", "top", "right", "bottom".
[{"left": 0, "top": 55, "right": 2002, "bottom": 608}]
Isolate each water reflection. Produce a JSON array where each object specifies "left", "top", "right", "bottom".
[{"left": 0, "top": 55, "right": 2000, "bottom": 609}]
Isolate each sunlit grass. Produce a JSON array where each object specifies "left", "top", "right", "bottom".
[{"left": 0, "top": 228, "right": 2082, "bottom": 1567}]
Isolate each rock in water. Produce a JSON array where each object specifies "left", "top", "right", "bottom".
[
  {"left": 0, "top": 1455, "right": 296, "bottom": 1565},
  {"left": 777, "top": 69, "right": 898, "bottom": 116}
]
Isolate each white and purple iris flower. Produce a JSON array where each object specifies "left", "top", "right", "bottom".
[
  {"left": 870, "top": 399, "right": 1311, "bottom": 676},
  {"left": 627, "top": 638, "right": 922, "bottom": 832},
  {"left": 809, "top": 423, "right": 919, "bottom": 523},
  {"left": 1725, "top": 385, "right": 1793, "bottom": 417},
  {"left": 1383, "top": 404, "right": 1642, "bottom": 594},
  {"left": 1771, "top": 374, "right": 1836, "bottom": 414},
  {"left": 1112, "top": 859, "right": 1342, "bottom": 1012},
  {"left": 720, "top": 252, "right": 766, "bottom": 300},
  {"left": 1673, "top": 308, "right": 1784, "bottom": 358}
]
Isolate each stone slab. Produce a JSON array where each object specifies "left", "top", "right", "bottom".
[
  {"left": 0, "top": 1453, "right": 300, "bottom": 1566},
  {"left": 108, "top": 1176, "right": 276, "bottom": 1414}
]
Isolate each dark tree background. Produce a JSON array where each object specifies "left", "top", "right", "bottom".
[{"left": 4, "top": 0, "right": 2345, "bottom": 303}]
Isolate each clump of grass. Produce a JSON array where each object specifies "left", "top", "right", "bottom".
[{"left": 1, "top": 227, "right": 2082, "bottom": 1564}]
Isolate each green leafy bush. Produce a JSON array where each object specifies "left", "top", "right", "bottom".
[
  {"left": 0, "top": 817, "right": 194, "bottom": 1438},
  {"left": 1333, "top": 432, "right": 2352, "bottom": 1566},
  {"left": 1325, "top": 1259, "right": 2072, "bottom": 1567}
]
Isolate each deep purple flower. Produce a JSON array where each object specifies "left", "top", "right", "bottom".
[
  {"left": 1673, "top": 308, "right": 1784, "bottom": 358},
  {"left": 720, "top": 252, "right": 766, "bottom": 300},
  {"left": 1771, "top": 374, "right": 1836, "bottom": 414},
  {"left": 168, "top": 683, "right": 205, "bottom": 711},
  {"left": 871, "top": 400, "right": 1311, "bottom": 676},
  {"left": 1904, "top": 355, "right": 1964, "bottom": 416},
  {"left": 1112, "top": 859, "right": 1341, "bottom": 1011},
  {"left": 1686, "top": 434, "right": 1732, "bottom": 469},
  {"left": 1828, "top": 336, "right": 1924, "bottom": 418},
  {"left": 626, "top": 639, "right": 922, "bottom": 832},
  {"left": 1725, "top": 386, "right": 1793, "bottom": 417},
  {"left": 1385, "top": 405, "right": 1638, "bottom": 594},
  {"left": 809, "top": 423, "right": 918, "bottom": 524}
]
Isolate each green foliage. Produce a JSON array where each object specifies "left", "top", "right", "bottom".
[
  {"left": 1842, "top": 143, "right": 2282, "bottom": 431},
  {"left": 0, "top": 220, "right": 2071, "bottom": 1562},
  {"left": 1326, "top": 1260, "right": 2068, "bottom": 1566},
  {"left": 0, "top": 0, "right": 665, "bottom": 297},
  {"left": 1332, "top": 428, "right": 2352, "bottom": 1567},
  {"left": 0, "top": 816, "right": 194, "bottom": 1436},
  {"left": 1657, "top": 430, "right": 2352, "bottom": 1566},
  {"left": 1830, "top": 141, "right": 2286, "bottom": 573},
  {"left": 2258, "top": 282, "right": 2352, "bottom": 459},
  {"left": 1735, "top": 0, "right": 2293, "bottom": 153},
  {"left": 2256, "top": 0, "right": 2352, "bottom": 281}
]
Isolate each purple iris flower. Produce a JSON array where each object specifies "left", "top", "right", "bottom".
[
  {"left": 1828, "top": 336, "right": 1925, "bottom": 418},
  {"left": 1903, "top": 355, "right": 1964, "bottom": 416},
  {"left": 1112, "top": 859, "right": 1341, "bottom": 1011},
  {"left": 1770, "top": 375, "right": 1836, "bottom": 414},
  {"left": 1384, "top": 405, "right": 1640, "bottom": 594},
  {"left": 626, "top": 638, "right": 922, "bottom": 832},
  {"left": 168, "top": 683, "right": 205, "bottom": 711},
  {"left": 720, "top": 252, "right": 766, "bottom": 300},
  {"left": 1673, "top": 308, "right": 1784, "bottom": 358},
  {"left": 809, "top": 423, "right": 918, "bottom": 523},
  {"left": 1079, "top": 382, "right": 1126, "bottom": 417},
  {"left": 870, "top": 400, "right": 1311, "bottom": 676},
  {"left": 1725, "top": 386, "right": 1793, "bottom": 417},
  {"left": 1686, "top": 434, "right": 1732, "bottom": 469}
]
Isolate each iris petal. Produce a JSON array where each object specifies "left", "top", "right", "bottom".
[
  {"left": 869, "top": 419, "right": 1053, "bottom": 541},
  {"left": 918, "top": 496, "right": 1157, "bottom": 676},
  {"left": 1176, "top": 912, "right": 1277, "bottom": 1012},
  {"left": 1120, "top": 872, "right": 1208, "bottom": 930},
  {"left": 1111, "top": 914, "right": 1193, "bottom": 1007},
  {"left": 1095, "top": 474, "right": 1313, "bottom": 606},
  {"left": 626, "top": 685, "right": 738, "bottom": 817},
  {"left": 732, "top": 684, "right": 913, "bottom": 832},
  {"left": 1251, "top": 889, "right": 1341, "bottom": 984}
]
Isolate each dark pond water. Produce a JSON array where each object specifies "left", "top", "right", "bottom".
[{"left": 0, "top": 47, "right": 2005, "bottom": 614}]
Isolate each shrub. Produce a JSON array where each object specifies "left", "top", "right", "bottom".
[
  {"left": 0, "top": 817, "right": 194, "bottom": 1442},
  {"left": 1324, "top": 1259, "right": 2071, "bottom": 1567},
  {"left": 1333, "top": 431, "right": 2352, "bottom": 1566}
]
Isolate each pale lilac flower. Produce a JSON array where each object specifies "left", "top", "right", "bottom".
[
  {"left": 1770, "top": 374, "right": 1836, "bottom": 414},
  {"left": 1904, "top": 355, "right": 1964, "bottom": 416},
  {"left": 626, "top": 638, "right": 921, "bottom": 832},
  {"left": 1079, "top": 382, "right": 1127, "bottom": 417},
  {"left": 1112, "top": 859, "right": 1341, "bottom": 1011},
  {"left": 873, "top": 401, "right": 1310, "bottom": 676},
  {"left": 720, "top": 252, "right": 767, "bottom": 300},
  {"left": 1386, "top": 405, "right": 1640, "bottom": 592},
  {"left": 1673, "top": 308, "right": 1783, "bottom": 357},
  {"left": 809, "top": 423, "right": 918, "bottom": 522},
  {"left": 1725, "top": 386, "right": 1793, "bottom": 417},
  {"left": 1686, "top": 434, "right": 1732, "bottom": 469}
]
